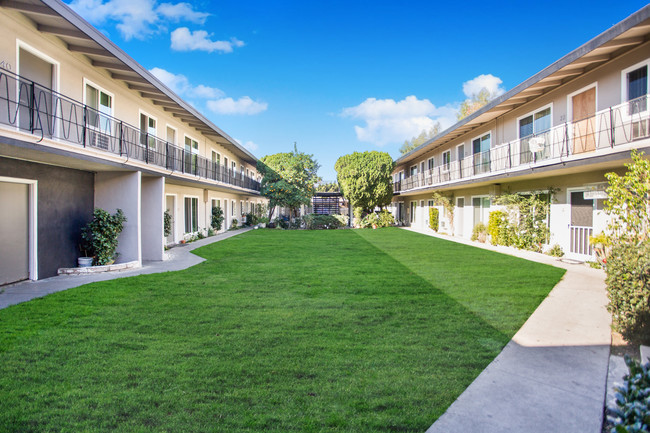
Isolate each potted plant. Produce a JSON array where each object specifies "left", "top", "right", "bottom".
[{"left": 80, "top": 208, "right": 127, "bottom": 266}]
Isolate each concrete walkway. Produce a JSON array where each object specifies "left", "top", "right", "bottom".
[
  {"left": 0, "top": 228, "right": 253, "bottom": 310},
  {"left": 402, "top": 227, "right": 611, "bottom": 433}
]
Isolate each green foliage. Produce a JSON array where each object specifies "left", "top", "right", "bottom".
[
  {"left": 431, "top": 192, "right": 455, "bottom": 234},
  {"left": 163, "top": 210, "right": 172, "bottom": 237},
  {"left": 332, "top": 214, "right": 348, "bottom": 226},
  {"left": 335, "top": 151, "right": 394, "bottom": 214},
  {"left": 257, "top": 145, "right": 321, "bottom": 220},
  {"left": 243, "top": 212, "right": 258, "bottom": 227},
  {"left": 605, "top": 241, "right": 650, "bottom": 345},
  {"left": 211, "top": 206, "right": 224, "bottom": 231},
  {"left": 487, "top": 210, "right": 515, "bottom": 246},
  {"left": 80, "top": 208, "right": 127, "bottom": 265},
  {"left": 303, "top": 213, "right": 342, "bottom": 230},
  {"left": 315, "top": 182, "right": 339, "bottom": 192},
  {"left": 546, "top": 244, "right": 564, "bottom": 258},
  {"left": 273, "top": 217, "right": 288, "bottom": 229},
  {"left": 230, "top": 218, "right": 238, "bottom": 229},
  {"left": 359, "top": 210, "right": 395, "bottom": 229},
  {"left": 399, "top": 123, "right": 441, "bottom": 155},
  {"left": 605, "top": 151, "right": 650, "bottom": 244},
  {"left": 471, "top": 223, "right": 488, "bottom": 243},
  {"left": 610, "top": 355, "right": 650, "bottom": 432},
  {"left": 493, "top": 191, "right": 553, "bottom": 252},
  {"left": 429, "top": 207, "right": 439, "bottom": 231},
  {"left": 457, "top": 88, "right": 493, "bottom": 120}
]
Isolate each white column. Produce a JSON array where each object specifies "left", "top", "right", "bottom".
[
  {"left": 95, "top": 171, "right": 141, "bottom": 264},
  {"left": 141, "top": 176, "right": 165, "bottom": 261}
]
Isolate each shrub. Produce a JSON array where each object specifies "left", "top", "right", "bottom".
[
  {"left": 164, "top": 210, "right": 172, "bottom": 237},
  {"left": 546, "top": 244, "right": 564, "bottom": 257},
  {"left": 80, "top": 208, "right": 127, "bottom": 265},
  {"left": 243, "top": 212, "right": 258, "bottom": 227},
  {"left": 211, "top": 207, "right": 224, "bottom": 231},
  {"left": 377, "top": 210, "right": 395, "bottom": 227},
  {"left": 274, "top": 217, "right": 288, "bottom": 229},
  {"left": 303, "top": 214, "right": 342, "bottom": 230},
  {"left": 231, "top": 218, "right": 238, "bottom": 229},
  {"left": 605, "top": 241, "right": 650, "bottom": 345},
  {"left": 359, "top": 210, "right": 394, "bottom": 229},
  {"left": 471, "top": 223, "right": 488, "bottom": 243},
  {"left": 332, "top": 214, "right": 348, "bottom": 227},
  {"left": 429, "top": 208, "right": 439, "bottom": 231},
  {"left": 610, "top": 355, "right": 650, "bottom": 432}
]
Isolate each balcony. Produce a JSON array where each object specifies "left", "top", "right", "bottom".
[
  {"left": 395, "top": 95, "right": 649, "bottom": 193},
  {"left": 0, "top": 68, "right": 261, "bottom": 192}
]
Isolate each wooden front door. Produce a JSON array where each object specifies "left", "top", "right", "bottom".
[{"left": 572, "top": 87, "right": 596, "bottom": 154}]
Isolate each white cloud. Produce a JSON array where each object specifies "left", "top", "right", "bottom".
[
  {"left": 341, "top": 96, "right": 457, "bottom": 146},
  {"left": 68, "top": 0, "right": 211, "bottom": 40},
  {"left": 149, "top": 67, "right": 224, "bottom": 99},
  {"left": 462, "top": 74, "right": 506, "bottom": 98},
  {"left": 207, "top": 97, "right": 268, "bottom": 115},
  {"left": 170, "top": 28, "right": 245, "bottom": 53},
  {"left": 236, "top": 138, "right": 259, "bottom": 152}
]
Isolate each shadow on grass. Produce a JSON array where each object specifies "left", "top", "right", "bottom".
[{"left": 0, "top": 229, "right": 562, "bottom": 433}]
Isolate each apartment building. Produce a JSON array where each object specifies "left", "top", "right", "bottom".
[
  {"left": 0, "top": 0, "right": 265, "bottom": 284},
  {"left": 391, "top": 5, "right": 650, "bottom": 261}
]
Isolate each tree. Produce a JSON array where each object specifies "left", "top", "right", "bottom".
[
  {"left": 457, "top": 88, "right": 492, "bottom": 120},
  {"left": 335, "top": 151, "right": 394, "bottom": 215},
  {"left": 315, "top": 182, "right": 339, "bottom": 192},
  {"left": 257, "top": 145, "right": 320, "bottom": 221},
  {"left": 399, "top": 122, "right": 441, "bottom": 155}
]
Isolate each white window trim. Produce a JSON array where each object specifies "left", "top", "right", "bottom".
[
  {"left": 410, "top": 164, "right": 417, "bottom": 176},
  {"left": 211, "top": 149, "right": 220, "bottom": 163},
  {"left": 184, "top": 134, "right": 199, "bottom": 154},
  {"left": 139, "top": 110, "right": 158, "bottom": 139},
  {"left": 0, "top": 176, "right": 38, "bottom": 280},
  {"left": 516, "top": 103, "right": 553, "bottom": 139},
  {"left": 165, "top": 193, "right": 177, "bottom": 243},
  {"left": 183, "top": 195, "right": 200, "bottom": 234},
  {"left": 427, "top": 157, "right": 435, "bottom": 171},
  {"left": 470, "top": 131, "right": 493, "bottom": 150},
  {"left": 16, "top": 40, "right": 60, "bottom": 93},
  {"left": 82, "top": 78, "right": 115, "bottom": 115},
  {"left": 621, "top": 59, "right": 650, "bottom": 119},
  {"left": 166, "top": 125, "right": 177, "bottom": 145},
  {"left": 442, "top": 150, "right": 451, "bottom": 171}
]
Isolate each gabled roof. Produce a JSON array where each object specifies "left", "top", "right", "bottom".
[
  {"left": 396, "top": 4, "right": 650, "bottom": 165},
  {"left": 1, "top": 0, "right": 258, "bottom": 164}
]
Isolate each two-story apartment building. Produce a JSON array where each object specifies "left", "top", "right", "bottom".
[
  {"left": 391, "top": 5, "right": 650, "bottom": 261},
  {"left": 0, "top": 0, "right": 265, "bottom": 285}
]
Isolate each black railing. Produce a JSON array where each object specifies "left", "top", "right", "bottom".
[
  {"left": 0, "top": 68, "right": 261, "bottom": 192},
  {"left": 395, "top": 94, "right": 650, "bottom": 192}
]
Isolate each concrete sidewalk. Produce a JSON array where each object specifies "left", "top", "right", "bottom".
[
  {"left": 0, "top": 227, "right": 253, "bottom": 310},
  {"left": 402, "top": 227, "right": 611, "bottom": 433}
]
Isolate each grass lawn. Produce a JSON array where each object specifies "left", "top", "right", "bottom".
[{"left": 0, "top": 228, "right": 565, "bottom": 432}]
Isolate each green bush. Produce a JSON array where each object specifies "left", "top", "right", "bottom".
[
  {"left": 230, "top": 218, "right": 238, "bottom": 229},
  {"left": 243, "top": 212, "right": 258, "bottom": 227},
  {"left": 471, "top": 223, "right": 488, "bottom": 243},
  {"left": 303, "top": 214, "right": 342, "bottom": 230},
  {"left": 605, "top": 241, "right": 650, "bottom": 345},
  {"left": 429, "top": 208, "right": 439, "bottom": 231},
  {"left": 487, "top": 210, "right": 515, "bottom": 246},
  {"left": 359, "top": 210, "right": 394, "bottom": 228},
  {"left": 80, "top": 208, "right": 127, "bottom": 265},
  {"left": 610, "top": 355, "right": 650, "bottom": 432},
  {"left": 164, "top": 210, "right": 172, "bottom": 237},
  {"left": 211, "top": 206, "right": 224, "bottom": 231},
  {"left": 333, "top": 214, "right": 348, "bottom": 227},
  {"left": 546, "top": 244, "right": 564, "bottom": 257}
]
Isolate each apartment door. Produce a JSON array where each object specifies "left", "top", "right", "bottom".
[
  {"left": 19, "top": 48, "right": 54, "bottom": 136},
  {"left": 0, "top": 181, "right": 29, "bottom": 285},
  {"left": 410, "top": 201, "right": 416, "bottom": 225},
  {"left": 456, "top": 197, "right": 465, "bottom": 236},
  {"left": 569, "top": 191, "right": 594, "bottom": 259},
  {"left": 571, "top": 87, "right": 596, "bottom": 154},
  {"left": 472, "top": 197, "right": 490, "bottom": 226},
  {"left": 165, "top": 195, "right": 175, "bottom": 245}
]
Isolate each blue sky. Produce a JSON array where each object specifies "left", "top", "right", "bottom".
[{"left": 67, "top": 0, "right": 649, "bottom": 180}]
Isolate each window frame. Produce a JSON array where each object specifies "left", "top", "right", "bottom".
[
  {"left": 621, "top": 59, "right": 649, "bottom": 117},
  {"left": 442, "top": 150, "right": 451, "bottom": 171},
  {"left": 139, "top": 110, "right": 157, "bottom": 148},
  {"left": 183, "top": 195, "right": 199, "bottom": 233},
  {"left": 517, "top": 103, "right": 553, "bottom": 139}
]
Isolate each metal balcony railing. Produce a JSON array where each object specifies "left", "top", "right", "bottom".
[
  {"left": 0, "top": 68, "right": 261, "bottom": 192},
  {"left": 395, "top": 95, "right": 650, "bottom": 192}
]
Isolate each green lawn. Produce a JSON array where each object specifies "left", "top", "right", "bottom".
[{"left": 0, "top": 228, "right": 565, "bottom": 432}]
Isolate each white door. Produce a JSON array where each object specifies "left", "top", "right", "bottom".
[
  {"left": 19, "top": 48, "right": 54, "bottom": 136},
  {"left": 456, "top": 197, "right": 465, "bottom": 236},
  {"left": 568, "top": 191, "right": 594, "bottom": 260},
  {"left": 165, "top": 195, "right": 175, "bottom": 244},
  {"left": 0, "top": 181, "right": 29, "bottom": 285}
]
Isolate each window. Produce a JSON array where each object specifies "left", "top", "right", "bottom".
[
  {"left": 622, "top": 61, "right": 649, "bottom": 138},
  {"left": 184, "top": 197, "right": 198, "bottom": 233},
  {"left": 410, "top": 201, "right": 416, "bottom": 223},
  {"left": 140, "top": 113, "right": 156, "bottom": 148},
  {"left": 442, "top": 150, "right": 451, "bottom": 171},
  {"left": 427, "top": 157, "right": 434, "bottom": 171},
  {"left": 231, "top": 200, "right": 235, "bottom": 216},
  {"left": 420, "top": 161, "right": 425, "bottom": 173},
  {"left": 166, "top": 126, "right": 176, "bottom": 145},
  {"left": 241, "top": 165, "right": 245, "bottom": 180},
  {"left": 428, "top": 200, "right": 434, "bottom": 207},
  {"left": 410, "top": 165, "right": 417, "bottom": 177},
  {"left": 472, "top": 197, "right": 491, "bottom": 225},
  {"left": 184, "top": 136, "right": 198, "bottom": 173},
  {"left": 85, "top": 82, "right": 112, "bottom": 132},
  {"left": 232, "top": 161, "right": 237, "bottom": 177},
  {"left": 518, "top": 106, "right": 551, "bottom": 163},
  {"left": 211, "top": 150, "right": 219, "bottom": 164},
  {"left": 472, "top": 133, "right": 491, "bottom": 174}
]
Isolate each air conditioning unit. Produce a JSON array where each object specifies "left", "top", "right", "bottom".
[
  {"left": 631, "top": 120, "right": 649, "bottom": 140},
  {"left": 529, "top": 136, "right": 545, "bottom": 153},
  {"left": 88, "top": 130, "right": 109, "bottom": 150}
]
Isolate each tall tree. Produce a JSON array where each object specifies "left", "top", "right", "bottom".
[
  {"left": 335, "top": 151, "right": 394, "bottom": 214},
  {"left": 399, "top": 122, "right": 441, "bottom": 155},
  {"left": 257, "top": 145, "right": 320, "bottom": 221},
  {"left": 457, "top": 88, "right": 493, "bottom": 120}
]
